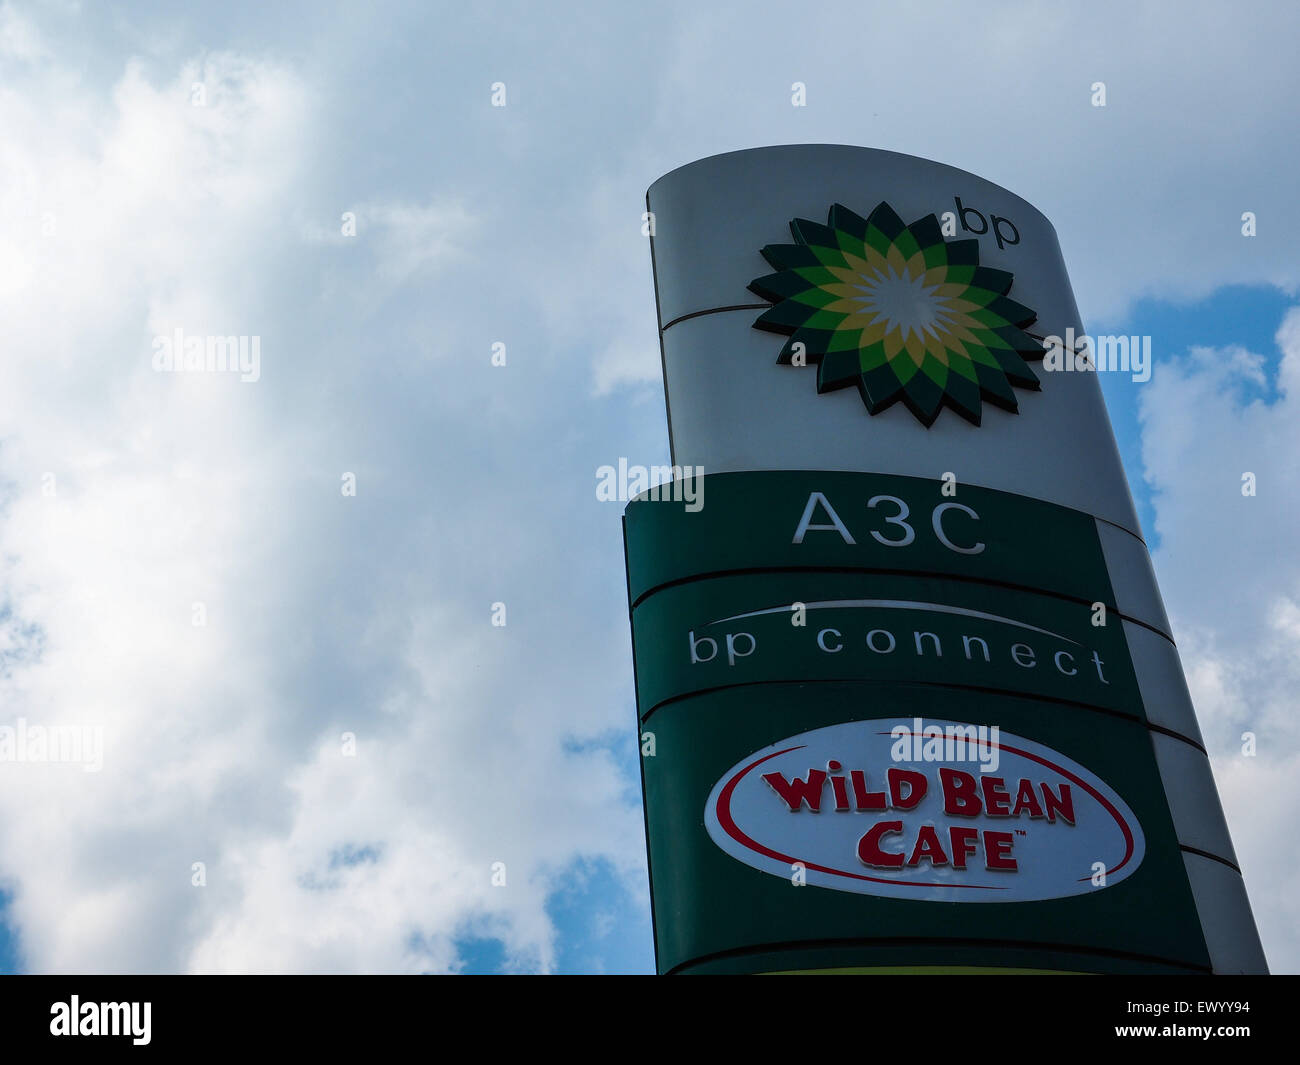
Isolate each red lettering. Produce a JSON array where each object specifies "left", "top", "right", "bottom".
[
  {"left": 762, "top": 769, "right": 826, "bottom": 811},
  {"left": 940, "top": 768, "right": 981, "bottom": 816},
  {"left": 858, "top": 820, "right": 905, "bottom": 868},
  {"left": 887, "top": 767, "right": 928, "bottom": 810},
  {"left": 906, "top": 824, "right": 949, "bottom": 867},
  {"left": 948, "top": 826, "right": 979, "bottom": 870},
  {"left": 980, "top": 775, "right": 1011, "bottom": 816},
  {"left": 1041, "top": 782, "right": 1075, "bottom": 825},
  {"left": 830, "top": 774, "right": 850, "bottom": 811},
  {"left": 1011, "top": 778, "right": 1044, "bottom": 818},
  {"left": 983, "top": 830, "right": 1018, "bottom": 871},
  {"left": 851, "top": 769, "right": 886, "bottom": 811}
]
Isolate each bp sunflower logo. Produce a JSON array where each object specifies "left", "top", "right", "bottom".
[{"left": 748, "top": 202, "right": 1046, "bottom": 427}]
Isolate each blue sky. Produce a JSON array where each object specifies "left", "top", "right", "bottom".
[
  {"left": 1097, "top": 284, "right": 1294, "bottom": 548},
  {"left": 0, "top": 0, "right": 1297, "bottom": 974}
]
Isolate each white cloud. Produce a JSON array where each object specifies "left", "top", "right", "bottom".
[
  {"left": 0, "top": 42, "right": 644, "bottom": 973},
  {"left": 2, "top": 0, "right": 1299, "bottom": 976},
  {"left": 1139, "top": 304, "right": 1300, "bottom": 973},
  {"left": 628, "top": 1, "right": 1300, "bottom": 326},
  {"left": 590, "top": 337, "right": 661, "bottom": 396},
  {"left": 0, "top": 2, "right": 46, "bottom": 61}
]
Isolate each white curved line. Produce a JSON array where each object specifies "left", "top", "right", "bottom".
[{"left": 709, "top": 599, "right": 1079, "bottom": 645}]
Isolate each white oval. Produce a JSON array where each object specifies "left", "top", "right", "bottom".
[{"left": 704, "top": 718, "right": 1145, "bottom": 902}]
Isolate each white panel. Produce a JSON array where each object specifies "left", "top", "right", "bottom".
[
  {"left": 649, "top": 145, "right": 1072, "bottom": 328},
  {"left": 661, "top": 309, "right": 1142, "bottom": 532},
  {"left": 649, "top": 145, "right": 1144, "bottom": 536},
  {"left": 1122, "top": 620, "right": 1204, "bottom": 745},
  {"left": 1151, "top": 732, "right": 1237, "bottom": 865},
  {"left": 1182, "top": 853, "right": 1269, "bottom": 973},
  {"left": 1097, "top": 521, "right": 1172, "bottom": 636}
]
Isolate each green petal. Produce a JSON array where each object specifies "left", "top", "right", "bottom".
[{"left": 749, "top": 198, "right": 1046, "bottom": 428}]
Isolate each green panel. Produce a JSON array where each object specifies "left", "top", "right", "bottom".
[
  {"left": 624, "top": 470, "right": 1116, "bottom": 608},
  {"left": 623, "top": 470, "right": 1208, "bottom": 976},
  {"left": 632, "top": 572, "right": 1140, "bottom": 720},
  {"left": 685, "top": 951, "right": 1197, "bottom": 976},
  {"left": 640, "top": 684, "right": 1208, "bottom": 976}
]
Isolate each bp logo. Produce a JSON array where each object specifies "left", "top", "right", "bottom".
[{"left": 749, "top": 202, "right": 1046, "bottom": 427}]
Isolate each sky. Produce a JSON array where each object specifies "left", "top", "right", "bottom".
[{"left": 0, "top": 0, "right": 1296, "bottom": 974}]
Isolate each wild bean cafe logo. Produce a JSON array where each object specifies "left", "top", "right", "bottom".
[
  {"left": 748, "top": 202, "right": 1045, "bottom": 427},
  {"left": 704, "top": 719, "right": 1145, "bottom": 902}
]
